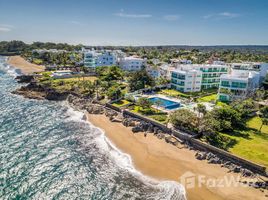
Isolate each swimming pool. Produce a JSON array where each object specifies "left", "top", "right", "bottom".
[{"left": 149, "top": 97, "right": 181, "bottom": 110}]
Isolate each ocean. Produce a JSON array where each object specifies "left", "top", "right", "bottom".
[{"left": 0, "top": 56, "right": 186, "bottom": 200}]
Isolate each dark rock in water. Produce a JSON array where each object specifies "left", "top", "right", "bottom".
[{"left": 15, "top": 75, "right": 34, "bottom": 83}]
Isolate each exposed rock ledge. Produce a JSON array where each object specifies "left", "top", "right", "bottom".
[{"left": 12, "top": 82, "right": 70, "bottom": 101}]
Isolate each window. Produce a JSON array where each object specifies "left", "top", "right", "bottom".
[{"left": 221, "top": 81, "right": 230, "bottom": 87}]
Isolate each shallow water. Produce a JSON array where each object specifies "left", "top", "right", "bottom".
[{"left": 0, "top": 56, "right": 186, "bottom": 200}]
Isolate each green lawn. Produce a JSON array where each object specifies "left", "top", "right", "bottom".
[
  {"left": 130, "top": 105, "right": 168, "bottom": 124},
  {"left": 223, "top": 117, "right": 268, "bottom": 167},
  {"left": 159, "top": 89, "right": 190, "bottom": 98},
  {"left": 247, "top": 116, "right": 268, "bottom": 134},
  {"left": 112, "top": 99, "right": 131, "bottom": 107},
  {"left": 197, "top": 94, "right": 217, "bottom": 102}
]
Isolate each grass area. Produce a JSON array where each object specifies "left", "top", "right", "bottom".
[
  {"left": 247, "top": 116, "right": 268, "bottom": 134},
  {"left": 112, "top": 99, "right": 131, "bottom": 107},
  {"left": 197, "top": 94, "right": 217, "bottom": 102},
  {"left": 53, "top": 76, "right": 98, "bottom": 82},
  {"left": 159, "top": 89, "right": 190, "bottom": 98},
  {"left": 130, "top": 105, "right": 168, "bottom": 124},
  {"left": 218, "top": 117, "right": 268, "bottom": 167},
  {"left": 215, "top": 101, "right": 228, "bottom": 107}
]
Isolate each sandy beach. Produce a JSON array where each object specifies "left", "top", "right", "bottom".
[
  {"left": 7, "top": 56, "right": 45, "bottom": 74},
  {"left": 87, "top": 113, "right": 267, "bottom": 200}
]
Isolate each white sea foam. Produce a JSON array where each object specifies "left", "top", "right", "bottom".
[
  {"left": 0, "top": 60, "right": 21, "bottom": 77},
  {"left": 64, "top": 104, "right": 186, "bottom": 200}
]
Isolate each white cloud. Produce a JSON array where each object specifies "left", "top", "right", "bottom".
[
  {"left": 203, "top": 12, "right": 240, "bottom": 20},
  {"left": 114, "top": 12, "right": 152, "bottom": 18},
  {"left": 219, "top": 12, "right": 240, "bottom": 18},
  {"left": 163, "top": 15, "right": 180, "bottom": 21},
  {"left": 0, "top": 24, "right": 13, "bottom": 32},
  {"left": 69, "top": 20, "right": 85, "bottom": 26}
]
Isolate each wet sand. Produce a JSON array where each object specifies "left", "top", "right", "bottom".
[
  {"left": 8, "top": 56, "right": 45, "bottom": 74},
  {"left": 87, "top": 113, "right": 267, "bottom": 200}
]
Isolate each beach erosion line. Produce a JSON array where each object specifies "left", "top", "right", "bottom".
[{"left": 62, "top": 102, "right": 187, "bottom": 200}]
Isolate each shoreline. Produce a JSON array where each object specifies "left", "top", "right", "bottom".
[
  {"left": 86, "top": 113, "right": 267, "bottom": 200},
  {"left": 7, "top": 56, "right": 45, "bottom": 74},
  {"left": 7, "top": 60, "right": 268, "bottom": 199}
]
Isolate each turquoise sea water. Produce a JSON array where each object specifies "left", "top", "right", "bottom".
[{"left": 0, "top": 57, "right": 185, "bottom": 200}]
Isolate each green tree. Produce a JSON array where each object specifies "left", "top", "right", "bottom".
[
  {"left": 196, "top": 103, "right": 207, "bottom": 117},
  {"left": 107, "top": 85, "right": 122, "bottom": 100},
  {"left": 136, "top": 97, "right": 153, "bottom": 110},
  {"left": 209, "top": 105, "right": 244, "bottom": 132},
  {"left": 128, "top": 69, "right": 155, "bottom": 91},
  {"left": 169, "top": 109, "right": 198, "bottom": 132},
  {"left": 259, "top": 106, "right": 268, "bottom": 131}
]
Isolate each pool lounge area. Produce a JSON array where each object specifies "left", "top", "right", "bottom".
[{"left": 149, "top": 97, "right": 181, "bottom": 110}]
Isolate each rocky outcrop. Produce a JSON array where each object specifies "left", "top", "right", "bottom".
[
  {"left": 67, "top": 94, "right": 104, "bottom": 114},
  {"left": 13, "top": 82, "right": 70, "bottom": 100},
  {"left": 15, "top": 75, "right": 34, "bottom": 83}
]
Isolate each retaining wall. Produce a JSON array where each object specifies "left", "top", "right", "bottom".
[
  {"left": 122, "top": 110, "right": 172, "bottom": 133},
  {"left": 105, "top": 102, "right": 267, "bottom": 175},
  {"left": 173, "top": 130, "right": 267, "bottom": 175}
]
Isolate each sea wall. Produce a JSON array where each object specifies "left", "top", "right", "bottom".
[
  {"left": 172, "top": 130, "right": 266, "bottom": 175},
  {"left": 105, "top": 102, "right": 267, "bottom": 176}
]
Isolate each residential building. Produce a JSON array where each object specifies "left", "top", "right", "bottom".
[
  {"left": 218, "top": 69, "right": 260, "bottom": 102},
  {"left": 146, "top": 66, "right": 161, "bottom": 79},
  {"left": 170, "top": 64, "right": 229, "bottom": 92},
  {"left": 171, "top": 69, "right": 202, "bottom": 92},
  {"left": 83, "top": 50, "right": 117, "bottom": 68},
  {"left": 119, "top": 56, "right": 146, "bottom": 71},
  {"left": 230, "top": 62, "right": 268, "bottom": 80}
]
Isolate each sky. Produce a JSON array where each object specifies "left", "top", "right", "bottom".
[{"left": 0, "top": 0, "right": 268, "bottom": 46}]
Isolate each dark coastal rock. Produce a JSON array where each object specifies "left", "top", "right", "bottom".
[
  {"left": 132, "top": 126, "right": 142, "bottom": 133},
  {"left": 241, "top": 169, "right": 254, "bottom": 177},
  {"left": 124, "top": 118, "right": 138, "bottom": 127},
  {"left": 105, "top": 109, "right": 118, "bottom": 118},
  {"left": 147, "top": 124, "right": 154, "bottom": 133},
  {"left": 15, "top": 75, "right": 34, "bottom": 83},
  {"left": 195, "top": 151, "right": 207, "bottom": 160},
  {"left": 153, "top": 127, "right": 159, "bottom": 134},
  {"left": 165, "top": 136, "right": 179, "bottom": 145}
]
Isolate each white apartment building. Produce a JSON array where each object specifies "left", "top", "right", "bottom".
[
  {"left": 146, "top": 66, "right": 161, "bottom": 79},
  {"left": 230, "top": 62, "right": 268, "bottom": 80},
  {"left": 170, "top": 64, "right": 229, "bottom": 92},
  {"left": 171, "top": 68, "right": 202, "bottom": 92},
  {"left": 119, "top": 56, "right": 146, "bottom": 71},
  {"left": 218, "top": 69, "right": 260, "bottom": 102},
  {"left": 83, "top": 50, "right": 117, "bottom": 68}
]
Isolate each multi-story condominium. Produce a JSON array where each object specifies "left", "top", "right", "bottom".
[
  {"left": 196, "top": 64, "right": 229, "bottom": 89},
  {"left": 119, "top": 56, "right": 146, "bottom": 71},
  {"left": 146, "top": 66, "right": 161, "bottom": 79},
  {"left": 230, "top": 62, "right": 268, "bottom": 80},
  {"left": 83, "top": 50, "right": 117, "bottom": 68},
  {"left": 218, "top": 69, "right": 260, "bottom": 102},
  {"left": 159, "top": 63, "right": 175, "bottom": 79},
  {"left": 170, "top": 64, "right": 229, "bottom": 92},
  {"left": 171, "top": 69, "right": 202, "bottom": 92}
]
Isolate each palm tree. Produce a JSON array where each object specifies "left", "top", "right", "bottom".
[
  {"left": 258, "top": 106, "right": 268, "bottom": 132},
  {"left": 259, "top": 118, "right": 268, "bottom": 132}
]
